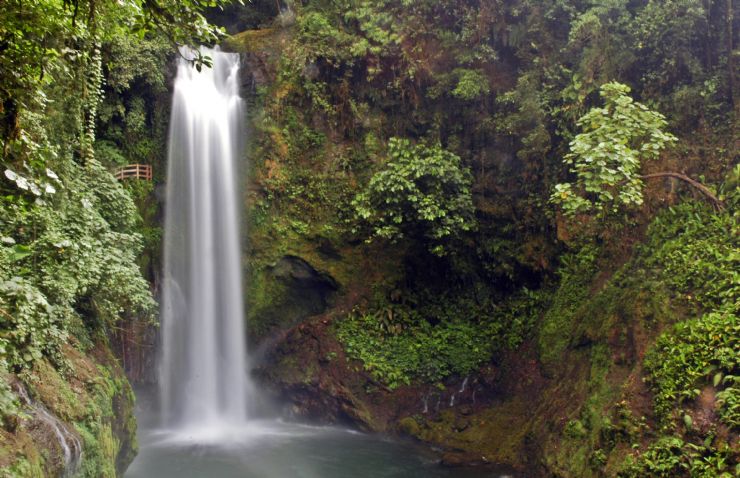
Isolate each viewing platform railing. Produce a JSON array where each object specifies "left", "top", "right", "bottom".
[{"left": 114, "top": 164, "right": 153, "bottom": 181}]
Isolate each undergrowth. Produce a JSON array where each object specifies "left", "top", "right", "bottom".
[
  {"left": 336, "top": 287, "right": 543, "bottom": 389},
  {"left": 620, "top": 198, "right": 739, "bottom": 476}
]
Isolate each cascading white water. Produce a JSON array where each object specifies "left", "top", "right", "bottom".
[
  {"left": 159, "top": 47, "right": 251, "bottom": 434},
  {"left": 15, "top": 384, "right": 81, "bottom": 476}
]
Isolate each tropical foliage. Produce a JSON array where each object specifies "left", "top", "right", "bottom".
[
  {"left": 1, "top": 0, "right": 739, "bottom": 475},
  {"left": 352, "top": 138, "right": 476, "bottom": 256},
  {"left": 0, "top": 0, "right": 233, "bottom": 454},
  {"left": 551, "top": 82, "right": 677, "bottom": 216}
]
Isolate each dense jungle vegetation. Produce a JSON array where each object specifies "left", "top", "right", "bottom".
[
  {"left": 1, "top": 0, "right": 738, "bottom": 476},
  {"left": 0, "top": 0, "right": 237, "bottom": 474}
]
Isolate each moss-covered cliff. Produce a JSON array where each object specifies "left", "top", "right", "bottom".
[
  {"left": 0, "top": 339, "right": 137, "bottom": 477},
  {"left": 259, "top": 200, "right": 737, "bottom": 476},
  {"left": 228, "top": 2, "right": 738, "bottom": 476}
]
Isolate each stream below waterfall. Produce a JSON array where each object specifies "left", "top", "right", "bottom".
[{"left": 125, "top": 389, "right": 516, "bottom": 478}]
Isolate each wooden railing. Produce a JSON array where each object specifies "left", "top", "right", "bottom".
[{"left": 114, "top": 164, "right": 153, "bottom": 181}]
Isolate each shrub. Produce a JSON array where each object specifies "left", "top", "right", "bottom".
[{"left": 352, "top": 138, "right": 476, "bottom": 256}]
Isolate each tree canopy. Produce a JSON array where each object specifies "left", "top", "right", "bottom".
[{"left": 352, "top": 138, "right": 476, "bottom": 256}]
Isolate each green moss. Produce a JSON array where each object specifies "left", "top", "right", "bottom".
[
  {"left": 422, "top": 401, "right": 531, "bottom": 466},
  {"left": 75, "top": 423, "right": 117, "bottom": 478},
  {"left": 246, "top": 256, "right": 340, "bottom": 341},
  {"left": 537, "top": 245, "right": 599, "bottom": 373},
  {"left": 27, "top": 360, "right": 86, "bottom": 422},
  {"left": 224, "top": 28, "right": 287, "bottom": 54},
  {"left": 272, "top": 355, "right": 310, "bottom": 384},
  {"left": 247, "top": 269, "right": 296, "bottom": 337},
  {"left": 114, "top": 383, "right": 138, "bottom": 471},
  {"left": 397, "top": 416, "right": 421, "bottom": 437},
  {"left": 73, "top": 370, "right": 136, "bottom": 477}
]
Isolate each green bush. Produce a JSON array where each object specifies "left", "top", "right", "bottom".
[
  {"left": 645, "top": 309, "right": 739, "bottom": 427},
  {"left": 643, "top": 203, "right": 739, "bottom": 311},
  {"left": 1, "top": 158, "right": 156, "bottom": 373},
  {"left": 551, "top": 82, "right": 677, "bottom": 216},
  {"left": 352, "top": 137, "right": 476, "bottom": 256},
  {"left": 451, "top": 68, "right": 490, "bottom": 100},
  {"left": 716, "top": 377, "right": 740, "bottom": 429},
  {"left": 626, "top": 201, "right": 739, "bottom": 474},
  {"left": 619, "top": 437, "right": 737, "bottom": 477},
  {"left": 640, "top": 202, "right": 739, "bottom": 429}
]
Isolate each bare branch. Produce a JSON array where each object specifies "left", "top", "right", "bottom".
[{"left": 639, "top": 172, "right": 724, "bottom": 211}]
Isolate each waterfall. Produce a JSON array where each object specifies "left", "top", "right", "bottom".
[
  {"left": 159, "top": 47, "right": 251, "bottom": 433},
  {"left": 459, "top": 376, "right": 469, "bottom": 394},
  {"left": 14, "top": 384, "right": 82, "bottom": 476},
  {"left": 36, "top": 407, "right": 82, "bottom": 475}
]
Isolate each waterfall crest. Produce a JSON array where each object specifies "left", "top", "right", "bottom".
[{"left": 159, "top": 47, "right": 251, "bottom": 433}]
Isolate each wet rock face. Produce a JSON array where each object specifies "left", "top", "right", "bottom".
[
  {"left": 272, "top": 255, "right": 337, "bottom": 287},
  {"left": 259, "top": 318, "right": 358, "bottom": 422},
  {"left": 112, "top": 383, "right": 138, "bottom": 474},
  {"left": 260, "top": 314, "right": 504, "bottom": 428},
  {"left": 239, "top": 53, "right": 269, "bottom": 94},
  {"left": 258, "top": 317, "right": 390, "bottom": 431},
  {"left": 5, "top": 379, "right": 83, "bottom": 477},
  {"left": 223, "top": 28, "right": 292, "bottom": 98},
  {"left": 250, "top": 256, "right": 338, "bottom": 342}
]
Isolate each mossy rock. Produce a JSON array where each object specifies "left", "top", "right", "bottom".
[
  {"left": 247, "top": 255, "right": 338, "bottom": 341},
  {"left": 398, "top": 416, "right": 422, "bottom": 437},
  {"left": 0, "top": 341, "right": 137, "bottom": 477}
]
